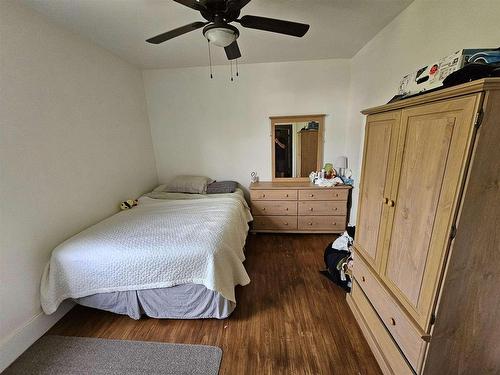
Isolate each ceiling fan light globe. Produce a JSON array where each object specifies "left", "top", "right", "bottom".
[{"left": 204, "top": 27, "right": 238, "bottom": 47}]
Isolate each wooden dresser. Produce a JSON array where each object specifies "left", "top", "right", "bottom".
[
  {"left": 347, "top": 78, "right": 500, "bottom": 374},
  {"left": 249, "top": 181, "right": 351, "bottom": 233}
]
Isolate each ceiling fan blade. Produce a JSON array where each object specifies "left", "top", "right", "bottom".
[
  {"left": 146, "top": 21, "right": 207, "bottom": 44},
  {"left": 238, "top": 15, "right": 309, "bottom": 37},
  {"left": 226, "top": 0, "right": 252, "bottom": 11},
  {"left": 173, "top": 0, "right": 207, "bottom": 12},
  {"left": 224, "top": 40, "right": 241, "bottom": 60}
]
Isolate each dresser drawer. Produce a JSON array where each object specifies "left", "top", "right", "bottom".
[
  {"left": 252, "top": 201, "right": 297, "bottom": 216},
  {"left": 353, "top": 253, "right": 427, "bottom": 372},
  {"left": 252, "top": 216, "right": 297, "bottom": 231},
  {"left": 350, "top": 282, "right": 414, "bottom": 375},
  {"left": 297, "top": 215, "right": 346, "bottom": 231},
  {"left": 298, "top": 189, "right": 348, "bottom": 201},
  {"left": 250, "top": 189, "right": 297, "bottom": 201},
  {"left": 298, "top": 201, "right": 347, "bottom": 215}
]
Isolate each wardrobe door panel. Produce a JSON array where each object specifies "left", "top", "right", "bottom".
[
  {"left": 354, "top": 111, "right": 400, "bottom": 271},
  {"left": 382, "top": 94, "right": 481, "bottom": 329}
]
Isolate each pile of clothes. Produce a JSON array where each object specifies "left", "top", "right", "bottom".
[{"left": 321, "top": 230, "right": 354, "bottom": 292}]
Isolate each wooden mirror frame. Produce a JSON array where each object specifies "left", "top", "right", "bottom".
[{"left": 270, "top": 114, "right": 325, "bottom": 182}]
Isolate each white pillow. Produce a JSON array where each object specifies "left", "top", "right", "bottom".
[{"left": 164, "top": 175, "right": 214, "bottom": 194}]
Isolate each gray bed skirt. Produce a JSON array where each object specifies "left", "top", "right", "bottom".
[{"left": 75, "top": 284, "right": 235, "bottom": 320}]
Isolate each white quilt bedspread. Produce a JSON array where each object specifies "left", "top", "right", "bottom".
[{"left": 41, "top": 194, "right": 252, "bottom": 314}]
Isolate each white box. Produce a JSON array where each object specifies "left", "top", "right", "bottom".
[{"left": 397, "top": 49, "right": 498, "bottom": 97}]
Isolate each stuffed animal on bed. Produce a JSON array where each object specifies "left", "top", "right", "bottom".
[{"left": 120, "top": 199, "right": 138, "bottom": 210}]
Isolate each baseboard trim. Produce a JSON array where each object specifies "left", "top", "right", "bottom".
[{"left": 0, "top": 301, "right": 74, "bottom": 372}]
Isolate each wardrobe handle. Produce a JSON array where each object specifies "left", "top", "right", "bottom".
[
  {"left": 361, "top": 276, "right": 366, "bottom": 282},
  {"left": 390, "top": 317, "right": 396, "bottom": 326},
  {"left": 383, "top": 197, "right": 389, "bottom": 204},
  {"left": 388, "top": 200, "right": 395, "bottom": 207}
]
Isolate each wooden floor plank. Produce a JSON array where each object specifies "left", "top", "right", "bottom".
[{"left": 49, "top": 234, "right": 381, "bottom": 375}]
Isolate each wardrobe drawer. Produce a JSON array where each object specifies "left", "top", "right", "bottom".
[
  {"left": 350, "top": 282, "right": 414, "bottom": 375},
  {"left": 298, "top": 201, "right": 347, "bottom": 215},
  {"left": 252, "top": 216, "right": 297, "bottom": 231},
  {"left": 297, "top": 215, "right": 346, "bottom": 231},
  {"left": 250, "top": 189, "right": 297, "bottom": 201},
  {"left": 251, "top": 201, "right": 297, "bottom": 216},
  {"left": 298, "top": 189, "right": 348, "bottom": 201},
  {"left": 354, "top": 254, "right": 427, "bottom": 372}
]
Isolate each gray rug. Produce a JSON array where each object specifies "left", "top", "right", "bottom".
[{"left": 4, "top": 335, "right": 222, "bottom": 375}]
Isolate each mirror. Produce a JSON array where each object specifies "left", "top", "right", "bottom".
[{"left": 271, "top": 115, "right": 325, "bottom": 181}]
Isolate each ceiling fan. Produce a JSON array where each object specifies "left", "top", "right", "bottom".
[{"left": 146, "top": 0, "right": 310, "bottom": 61}]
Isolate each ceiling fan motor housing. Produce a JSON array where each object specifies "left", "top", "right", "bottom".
[{"left": 203, "top": 23, "right": 239, "bottom": 47}]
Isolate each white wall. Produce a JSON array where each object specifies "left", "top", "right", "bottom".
[
  {"left": 0, "top": 2, "right": 158, "bottom": 370},
  {"left": 346, "top": 0, "right": 500, "bottom": 222},
  {"left": 143, "top": 58, "right": 351, "bottom": 196}
]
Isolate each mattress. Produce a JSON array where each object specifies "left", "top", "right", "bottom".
[{"left": 41, "top": 188, "right": 252, "bottom": 319}]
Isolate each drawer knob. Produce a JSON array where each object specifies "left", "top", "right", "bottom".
[
  {"left": 285, "top": 208, "right": 289, "bottom": 211},
  {"left": 383, "top": 197, "right": 389, "bottom": 204},
  {"left": 262, "top": 194, "right": 266, "bottom": 198},
  {"left": 309, "top": 207, "right": 313, "bottom": 211},
  {"left": 284, "top": 222, "right": 288, "bottom": 225},
  {"left": 334, "top": 207, "right": 338, "bottom": 211},
  {"left": 332, "top": 222, "right": 337, "bottom": 225},
  {"left": 388, "top": 200, "right": 395, "bottom": 207},
  {"left": 262, "top": 207, "right": 266, "bottom": 211},
  {"left": 308, "top": 222, "right": 313, "bottom": 226},
  {"left": 309, "top": 194, "right": 314, "bottom": 197},
  {"left": 285, "top": 194, "right": 289, "bottom": 197},
  {"left": 390, "top": 317, "right": 396, "bottom": 326},
  {"left": 361, "top": 276, "right": 366, "bottom": 282},
  {"left": 335, "top": 193, "right": 339, "bottom": 197}
]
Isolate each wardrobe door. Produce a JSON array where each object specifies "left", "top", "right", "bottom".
[
  {"left": 354, "top": 111, "right": 401, "bottom": 271},
  {"left": 381, "top": 94, "right": 482, "bottom": 330}
]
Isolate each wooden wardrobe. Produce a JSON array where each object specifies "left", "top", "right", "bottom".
[{"left": 347, "top": 78, "right": 500, "bottom": 374}]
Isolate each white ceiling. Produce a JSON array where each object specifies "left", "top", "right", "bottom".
[{"left": 19, "top": 0, "right": 413, "bottom": 69}]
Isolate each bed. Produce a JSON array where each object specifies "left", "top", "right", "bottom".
[{"left": 40, "top": 188, "right": 252, "bottom": 320}]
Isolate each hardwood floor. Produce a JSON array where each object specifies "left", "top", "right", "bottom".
[{"left": 49, "top": 234, "right": 381, "bottom": 375}]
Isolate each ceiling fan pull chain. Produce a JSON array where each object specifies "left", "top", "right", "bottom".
[
  {"left": 236, "top": 59, "right": 239, "bottom": 77},
  {"left": 207, "top": 41, "right": 213, "bottom": 79},
  {"left": 230, "top": 60, "right": 234, "bottom": 82}
]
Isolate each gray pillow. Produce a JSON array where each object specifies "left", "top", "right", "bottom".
[
  {"left": 165, "top": 175, "right": 214, "bottom": 194},
  {"left": 206, "top": 181, "right": 238, "bottom": 194}
]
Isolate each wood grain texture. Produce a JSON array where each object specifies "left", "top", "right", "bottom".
[
  {"left": 354, "top": 111, "right": 400, "bottom": 271},
  {"left": 348, "top": 283, "right": 414, "bottom": 375},
  {"left": 380, "top": 95, "right": 480, "bottom": 330},
  {"left": 250, "top": 182, "right": 350, "bottom": 234},
  {"left": 423, "top": 90, "right": 500, "bottom": 375},
  {"left": 300, "top": 130, "right": 319, "bottom": 177},
  {"left": 48, "top": 234, "right": 381, "bottom": 375},
  {"left": 353, "top": 254, "right": 427, "bottom": 372}
]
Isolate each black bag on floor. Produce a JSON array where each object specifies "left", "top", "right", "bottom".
[{"left": 321, "top": 244, "right": 352, "bottom": 292}]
